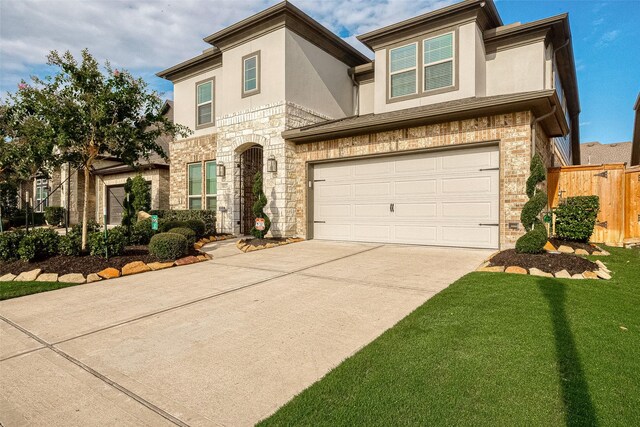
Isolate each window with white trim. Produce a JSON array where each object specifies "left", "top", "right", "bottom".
[
  {"left": 188, "top": 163, "right": 202, "bottom": 210},
  {"left": 243, "top": 54, "right": 259, "bottom": 95},
  {"left": 205, "top": 161, "right": 217, "bottom": 211},
  {"left": 423, "top": 32, "right": 454, "bottom": 91},
  {"left": 389, "top": 43, "right": 417, "bottom": 98},
  {"left": 196, "top": 81, "right": 213, "bottom": 127}
]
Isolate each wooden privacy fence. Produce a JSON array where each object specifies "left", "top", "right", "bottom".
[{"left": 547, "top": 163, "right": 640, "bottom": 246}]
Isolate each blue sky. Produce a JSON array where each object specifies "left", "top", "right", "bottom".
[{"left": 1, "top": 0, "right": 638, "bottom": 144}]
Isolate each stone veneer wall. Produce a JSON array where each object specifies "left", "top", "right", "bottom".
[
  {"left": 292, "top": 110, "right": 554, "bottom": 249},
  {"left": 169, "top": 102, "right": 328, "bottom": 236}
]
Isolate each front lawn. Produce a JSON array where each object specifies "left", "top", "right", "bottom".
[
  {"left": 261, "top": 247, "right": 640, "bottom": 426},
  {"left": 0, "top": 281, "right": 80, "bottom": 301}
]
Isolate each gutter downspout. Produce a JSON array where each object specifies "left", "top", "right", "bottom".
[
  {"left": 349, "top": 70, "right": 359, "bottom": 116},
  {"left": 531, "top": 105, "right": 556, "bottom": 157}
]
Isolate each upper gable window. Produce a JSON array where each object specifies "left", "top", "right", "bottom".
[
  {"left": 242, "top": 51, "right": 260, "bottom": 97},
  {"left": 389, "top": 43, "right": 417, "bottom": 98},
  {"left": 196, "top": 79, "right": 214, "bottom": 128},
  {"left": 423, "top": 32, "right": 454, "bottom": 91}
]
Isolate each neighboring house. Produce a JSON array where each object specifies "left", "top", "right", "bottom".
[
  {"left": 632, "top": 93, "right": 640, "bottom": 166},
  {"left": 17, "top": 101, "right": 173, "bottom": 225},
  {"left": 158, "top": 0, "right": 579, "bottom": 250},
  {"left": 580, "top": 141, "right": 633, "bottom": 165}
]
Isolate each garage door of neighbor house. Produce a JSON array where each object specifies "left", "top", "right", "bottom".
[
  {"left": 107, "top": 185, "right": 125, "bottom": 225},
  {"left": 311, "top": 145, "right": 499, "bottom": 249}
]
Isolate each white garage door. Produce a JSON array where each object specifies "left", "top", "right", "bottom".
[{"left": 312, "top": 145, "right": 499, "bottom": 249}]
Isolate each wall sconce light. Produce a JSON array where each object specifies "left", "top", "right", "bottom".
[
  {"left": 267, "top": 155, "right": 277, "bottom": 173},
  {"left": 216, "top": 162, "right": 226, "bottom": 177}
]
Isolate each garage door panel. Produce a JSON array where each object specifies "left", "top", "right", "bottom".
[
  {"left": 395, "top": 180, "right": 436, "bottom": 195},
  {"left": 312, "top": 146, "right": 499, "bottom": 249}
]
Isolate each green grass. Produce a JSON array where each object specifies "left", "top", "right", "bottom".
[
  {"left": 261, "top": 247, "right": 640, "bottom": 426},
  {"left": 0, "top": 281, "right": 82, "bottom": 300}
]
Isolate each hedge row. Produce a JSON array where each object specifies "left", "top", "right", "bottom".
[{"left": 150, "top": 209, "right": 216, "bottom": 235}]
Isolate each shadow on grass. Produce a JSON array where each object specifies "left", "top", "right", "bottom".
[{"left": 538, "top": 278, "right": 598, "bottom": 427}]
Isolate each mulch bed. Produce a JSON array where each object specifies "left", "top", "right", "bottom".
[
  {"left": 549, "top": 238, "right": 599, "bottom": 254},
  {"left": 0, "top": 246, "right": 163, "bottom": 276},
  {"left": 489, "top": 249, "right": 598, "bottom": 275},
  {"left": 243, "top": 237, "right": 287, "bottom": 247}
]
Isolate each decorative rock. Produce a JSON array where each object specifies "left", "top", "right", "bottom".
[
  {"left": 505, "top": 266, "right": 527, "bottom": 275},
  {"left": 86, "top": 273, "right": 102, "bottom": 283},
  {"left": 529, "top": 268, "right": 553, "bottom": 278},
  {"left": 477, "top": 265, "right": 504, "bottom": 273},
  {"left": 200, "top": 238, "right": 211, "bottom": 243},
  {"left": 557, "top": 245, "right": 574, "bottom": 254},
  {"left": 137, "top": 211, "right": 151, "bottom": 221},
  {"left": 58, "top": 273, "right": 86, "bottom": 284},
  {"left": 121, "top": 261, "right": 151, "bottom": 276},
  {"left": 175, "top": 256, "right": 199, "bottom": 266},
  {"left": 194, "top": 242, "right": 204, "bottom": 250},
  {"left": 596, "top": 270, "right": 611, "bottom": 280},
  {"left": 265, "top": 243, "right": 277, "bottom": 249},
  {"left": 197, "top": 255, "right": 208, "bottom": 262},
  {"left": 543, "top": 241, "right": 556, "bottom": 252},
  {"left": 600, "top": 250, "right": 610, "bottom": 256},
  {"left": 595, "top": 260, "right": 610, "bottom": 272},
  {"left": 14, "top": 269, "right": 42, "bottom": 282},
  {"left": 574, "top": 249, "right": 589, "bottom": 256},
  {"left": 209, "top": 236, "right": 218, "bottom": 241},
  {"left": 36, "top": 273, "right": 59, "bottom": 282},
  {"left": 554, "top": 270, "right": 572, "bottom": 279},
  {"left": 591, "top": 251, "right": 603, "bottom": 256},
  {"left": 582, "top": 271, "right": 599, "bottom": 280},
  {"left": 98, "top": 268, "right": 121, "bottom": 279},
  {"left": 0, "top": 273, "right": 17, "bottom": 282},
  {"left": 147, "top": 261, "right": 174, "bottom": 271},
  {"left": 571, "top": 274, "right": 584, "bottom": 280}
]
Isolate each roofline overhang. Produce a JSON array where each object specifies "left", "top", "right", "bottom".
[
  {"left": 156, "top": 49, "right": 222, "bottom": 81},
  {"left": 282, "top": 90, "right": 569, "bottom": 144},
  {"left": 357, "top": 0, "right": 502, "bottom": 50},
  {"left": 92, "top": 163, "right": 169, "bottom": 176}
]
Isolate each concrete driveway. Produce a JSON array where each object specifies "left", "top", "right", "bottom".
[{"left": 0, "top": 239, "right": 490, "bottom": 426}]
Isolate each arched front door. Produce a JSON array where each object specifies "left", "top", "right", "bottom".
[{"left": 239, "top": 145, "right": 263, "bottom": 234}]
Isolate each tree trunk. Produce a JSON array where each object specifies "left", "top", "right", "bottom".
[{"left": 81, "top": 164, "right": 90, "bottom": 251}]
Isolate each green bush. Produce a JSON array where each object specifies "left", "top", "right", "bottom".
[
  {"left": 151, "top": 209, "right": 216, "bottom": 235},
  {"left": 516, "top": 154, "right": 548, "bottom": 254},
  {"left": 167, "top": 227, "right": 196, "bottom": 247},
  {"left": 44, "top": 206, "right": 65, "bottom": 226},
  {"left": 555, "top": 196, "right": 600, "bottom": 242},
  {"left": 18, "top": 228, "right": 60, "bottom": 261},
  {"left": 58, "top": 233, "right": 81, "bottom": 256},
  {"left": 184, "top": 219, "right": 206, "bottom": 238},
  {"left": 131, "top": 175, "right": 151, "bottom": 214},
  {"left": 160, "top": 219, "right": 188, "bottom": 232},
  {"left": 0, "top": 230, "right": 25, "bottom": 261},
  {"left": 88, "top": 226, "right": 127, "bottom": 258},
  {"left": 515, "top": 220, "right": 548, "bottom": 254},
  {"left": 520, "top": 192, "right": 548, "bottom": 232},
  {"left": 149, "top": 232, "right": 188, "bottom": 261},
  {"left": 131, "top": 218, "right": 157, "bottom": 245},
  {"left": 71, "top": 220, "right": 100, "bottom": 236},
  {"left": 250, "top": 172, "right": 270, "bottom": 239}
]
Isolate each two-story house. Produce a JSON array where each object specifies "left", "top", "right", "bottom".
[{"left": 158, "top": 0, "right": 579, "bottom": 250}]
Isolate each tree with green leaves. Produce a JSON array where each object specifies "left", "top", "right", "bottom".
[
  {"left": 121, "top": 178, "right": 136, "bottom": 236},
  {"left": 250, "top": 172, "right": 271, "bottom": 239},
  {"left": 12, "top": 49, "right": 190, "bottom": 250},
  {"left": 130, "top": 175, "right": 151, "bottom": 214}
]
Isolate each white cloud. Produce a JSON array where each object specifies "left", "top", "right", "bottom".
[
  {"left": 0, "top": 0, "right": 455, "bottom": 98},
  {"left": 596, "top": 29, "right": 620, "bottom": 47}
]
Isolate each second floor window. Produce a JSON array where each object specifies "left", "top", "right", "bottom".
[
  {"left": 243, "top": 52, "right": 260, "bottom": 96},
  {"left": 389, "top": 43, "right": 417, "bottom": 98},
  {"left": 423, "top": 33, "right": 454, "bottom": 91},
  {"left": 196, "top": 80, "right": 214, "bottom": 127}
]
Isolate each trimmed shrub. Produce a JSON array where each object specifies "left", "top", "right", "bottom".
[
  {"left": 184, "top": 219, "right": 206, "bottom": 238},
  {"left": 515, "top": 220, "right": 548, "bottom": 254},
  {"left": 149, "top": 232, "right": 188, "bottom": 261},
  {"left": 151, "top": 209, "right": 216, "bottom": 235},
  {"left": 131, "top": 218, "right": 156, "bottom": 245},
  {"left": 44, "top": 206, "right": 65, "bottom": 226},
  {"left": 160, "top": 219, "right": 188, "bottom": 232},
  {"left": 167, "top": 227, "right": 196, "bottom": 247},
  {"left": 250, "top": 172, "right": 271, "bottom": 239},
  {"left": 516, "top": 154, "right": 548, "bottom": 254},
  {"left": 71, "top": 220, "right": 100, "bottom": 236},
  {"left": 555, "top": 196, "right": 600, "bottom": 242},
  {"left": 0, "top": 230, "right": 25, "bottom": 261},
  {"left": 131, "top": 175, "right": 151, "bottom": 214},
  {"left": 88, "top": 226, "right": 127, "bottom": 258},
  {"left": 18, "top": 228, "right": 60, "bottom": 261},
  {"left": 58, "top": 233, "right": 81, "bottom": 256}
]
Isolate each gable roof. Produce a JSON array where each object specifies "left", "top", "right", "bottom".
[{"left": 580, "top": 141, "right": 632, "bottom": 165}]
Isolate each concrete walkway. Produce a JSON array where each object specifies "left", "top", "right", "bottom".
[{"left": 0, "top": 239, "right": 491, "bottom": 426}]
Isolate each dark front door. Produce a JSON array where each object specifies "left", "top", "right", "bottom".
[
  {"left": 240, "top": 145, "right": 263, "bottom": 234},
  {"left": 107, "top": 185, "right": 125, "bottom": 225}
]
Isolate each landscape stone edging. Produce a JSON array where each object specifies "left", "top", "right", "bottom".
[
  {"left": 477, "top": 260, "right": 612, "bottom": 280},
  {"left": 0, "top": 235, "right": 232, "bottom": 284},
  {"left": 236, "top": 237, "right": 304, "bottom": 253}
]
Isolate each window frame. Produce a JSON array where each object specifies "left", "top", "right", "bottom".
[
  {"left": 195, "top": 77, "right": 215, "bottom": 130},
  {"left": 187, "top": 162, "right": 203, "bottom": 210},
  {"left": 386, "top": 28, "right": 459, "bottom": 104},
  {"left": 241, "top": 51, "right": 261, "bottom": 98},
  {"left": 205, "top": 160, "right": 217, "bottom": 211},
  {"left": 422, "top": 31, "right": 455, "bottom": 93},
  {"left": 34, "top": 177, "right": 49, "bottom": 212},
  {"left": 388, "top": 42, "right": 418, "bottom": 100}
]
